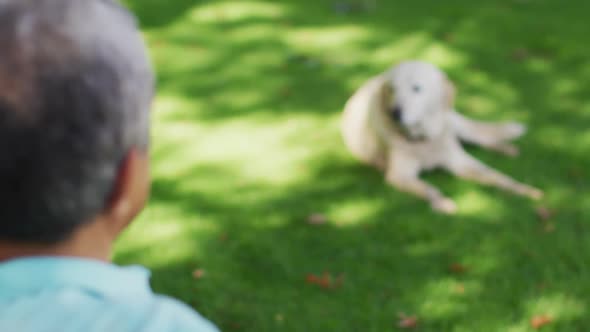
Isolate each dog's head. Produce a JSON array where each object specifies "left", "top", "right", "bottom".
[{"left": 379, "top": 61, "right": 455, "bottom": 141}]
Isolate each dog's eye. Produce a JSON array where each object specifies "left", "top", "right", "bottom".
[{"left": 412, "top": 85, "right": 421, "bottom": 93}]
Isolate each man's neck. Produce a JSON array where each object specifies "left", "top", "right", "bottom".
[
  {"left": 0, "top": 220, "right": 113, "bottom": 262},
  {"left": 0, "top": 243, "right": 109, "bottom": 262}
]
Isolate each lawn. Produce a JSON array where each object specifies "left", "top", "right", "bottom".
[{"left": 116, "top": 1, "right": 590, "bottom": 331}]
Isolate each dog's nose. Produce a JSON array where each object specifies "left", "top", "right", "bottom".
[{"left": 390, "top": 106, "right": 402, "bottom": 122}]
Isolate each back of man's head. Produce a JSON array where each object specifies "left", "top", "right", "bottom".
[{"left": 0, "top": 0, "right": 154, "bottom": 244}]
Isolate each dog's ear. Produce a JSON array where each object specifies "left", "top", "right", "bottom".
[
  {"left": 443, "top": 76, "right": 456, "bottom": 109},
  {"left": 379, "top": 78, "right": 394, "bottom": 111}
]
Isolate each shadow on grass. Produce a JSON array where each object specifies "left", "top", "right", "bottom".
[
  {"left": 119, "top": 146, "right": 589, "bottom": 332},
  {"left": 123, "top": 0, "right": 199, "bottom": 28},
  {"left": 117, "top": 0, "right": 590, "bottom": 330}
]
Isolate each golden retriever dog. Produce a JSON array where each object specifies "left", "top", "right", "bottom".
[{"left": 341, "top": 61, "right": 543, "bottom": 214}]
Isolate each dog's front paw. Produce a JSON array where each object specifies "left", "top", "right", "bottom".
[
  {"left": 493, "top": 143, "right": 519, "bottom": 157},
  {"left": 503, "top": 122, "right": 527, "bottom": 140},
  {"left": 515, "top": 184, "right": 543, "bottom": 200},
  {"left": 526, "top": 187, "right": 544, "bottom": 200},
  {"left": 431, "top": 197, "right": 457, "bottom": 214}
]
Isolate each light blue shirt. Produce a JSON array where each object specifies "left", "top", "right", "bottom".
[{"left": 0, "top": 257, "right": 219, "bottom": 332}]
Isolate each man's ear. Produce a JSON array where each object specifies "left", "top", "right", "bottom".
[
  {"left": 104, "top": 148, "right": 150, "bottom": 235},
  {"left": 443, "top": 76, "right": 456, "bottom": 109}
]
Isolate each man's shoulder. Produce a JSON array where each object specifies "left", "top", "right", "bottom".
[
  {"left": 0, "top": 289, "right": 219, "bottom": 332},
  {"left": 146, "top": 294, "right": 220, "bottom": 332},
  {"left": 0, "top": 258, "right": 219, "bottom": 331}
]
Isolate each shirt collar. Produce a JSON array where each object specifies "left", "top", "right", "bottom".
[{"left": 0, "top": 257, "right": 153, "bottom": 300}]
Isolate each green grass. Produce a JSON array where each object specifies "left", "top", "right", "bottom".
[{"left": 116, "top": 1, "right": 590, "bottom": 331}]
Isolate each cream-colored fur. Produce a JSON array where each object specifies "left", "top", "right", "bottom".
[{"left": 341, "top": 61, "right": 542, "bottom": 214}]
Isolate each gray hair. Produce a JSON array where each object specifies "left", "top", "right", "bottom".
[{"left": 0, "top": 0, "right": 154, "bottom": 242}]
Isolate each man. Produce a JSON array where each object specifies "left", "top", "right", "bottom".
[{"left": 0, "top": 0, "right": 219, "bottom": 331}]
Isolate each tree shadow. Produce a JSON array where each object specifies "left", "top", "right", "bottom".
[
  {"left": 122, "top": 0, "right": 202, "bottom": 28},
  {"left": 119, "top": 146, "right": 590, "bottom": 331},
  {"left": 116, "top": 0, "right": 590, "bottom": 330}
]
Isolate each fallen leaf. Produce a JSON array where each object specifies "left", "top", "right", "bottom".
[
  {"left": 305, "top": 272, "right": 336, "bottom": 289},
  {"left": 192, "top": 269, "right": 205, "bottom": 280},
  {"left": 307, "top": 213, "right": 328, "bottom": 225},
  {"left": 318, "top": 272, "right": 332, "bottom": 288},
  {"left": 275, "top": 313, "right": 284, "bottom": 323},
  {"left": 449, "top": 263, "right": 468, "bottom": 274},
  {"left": 397, "top": 313, "right": 418, "bottom": 329},
  {"left": 530, "top": 314, "right": 552, "bottom": 329}
]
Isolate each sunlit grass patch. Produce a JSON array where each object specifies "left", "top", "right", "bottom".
[
  {"left": 329, "top": 199, "right": 385, "bottom": 227},
  {"left": 505, "top": 294, "right": 585, "bottom": 332},
  {"left": 189, "top": 0, "right": 286, "bottom": 23},
  {"left": 118, "top": 0, "right": 590, "bottom": 330},
  {"left": 418, "top": 278, "right": 478, "bottom": 319},
  {"left": 455, "top": 190, "right": 505, "bottom": 219}
]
